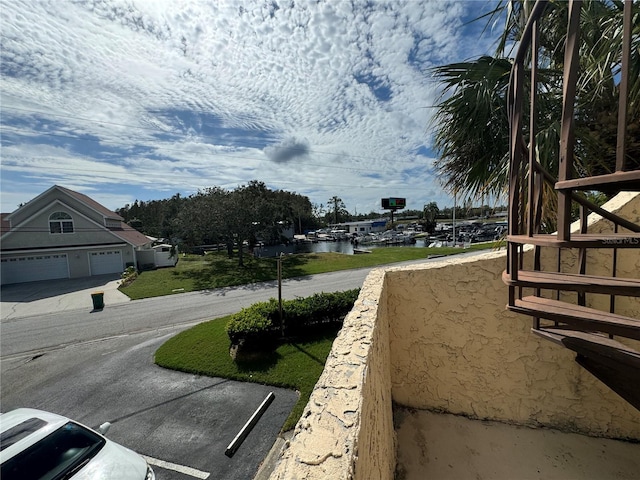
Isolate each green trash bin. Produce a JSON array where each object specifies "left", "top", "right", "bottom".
[{"left": 91, "top": 291, "right": 104, "bottom": 310}]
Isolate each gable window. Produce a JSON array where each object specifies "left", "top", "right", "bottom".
[{"left": 49, "top": 212, "right": 74, "bottom": 234}]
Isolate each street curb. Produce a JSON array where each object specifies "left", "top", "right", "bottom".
[{"left": 253, "top": 430, "right": 293, "bottom": 480}]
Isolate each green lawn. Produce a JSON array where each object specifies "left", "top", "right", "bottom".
[
  {"left": 154, "top": 315, "right": 337, "bottom": 432},
  {"left": 121, "top": 243, "right": 498, "bottom": 299}
]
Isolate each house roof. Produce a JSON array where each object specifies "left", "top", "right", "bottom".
[
  {"left": 4, "top": 185, "right": 122, "bottom": 222},
  {"left": 57, "top": 186, "right": 149, "bottom": 247},
  {"left": 108, "top": 222, "right": 151, "bottom": 247},
  {"left": 2, "top": 185, "right": 149, "bottom": 248},
  {"left": 57, "top": 185, "right": 124, "bottom": 221},
  {"left": 1, "top": 214, "right": 10, "bottom": 235}
]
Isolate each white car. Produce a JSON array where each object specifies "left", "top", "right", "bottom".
[{"left": 0, "top": 408, "right": 154, "bottom": 480}]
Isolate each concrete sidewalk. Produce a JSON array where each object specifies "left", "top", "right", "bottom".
[{"left": 0, "top": 275, "right": 130, "bottom": 320}]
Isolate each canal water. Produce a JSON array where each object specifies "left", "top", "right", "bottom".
[{"left": 256, "top": 239, "right": 430, "bottom": 257}]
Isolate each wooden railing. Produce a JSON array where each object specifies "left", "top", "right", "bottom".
[{"left": 503, "top": 0, "right": 640, "bottom": 410}]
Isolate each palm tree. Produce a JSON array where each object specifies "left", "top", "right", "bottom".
[
  {"left": 430, "top": 0, "right": 639, "bottom": 204},
  {"left": 431, "top": 56, "right": 513, "bottom": 199},
  {"left": 327, "top": 196, "right": 346, "bottom": 224}
]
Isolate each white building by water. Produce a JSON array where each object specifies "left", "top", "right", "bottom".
[{"left": 330, "top": 219, "right": 387, "bottom": 235}]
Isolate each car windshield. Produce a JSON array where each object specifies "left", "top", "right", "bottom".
[{"left": 1, "top": 421, "right": 105, "bottom": 480}]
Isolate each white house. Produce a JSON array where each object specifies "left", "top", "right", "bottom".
[{"left": 0, "top": 185, "right": 164, "bottom": 285}]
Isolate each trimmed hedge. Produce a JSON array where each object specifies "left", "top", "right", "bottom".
[{"left": 226, "top": 289, "right": 360, "bottom": 347}]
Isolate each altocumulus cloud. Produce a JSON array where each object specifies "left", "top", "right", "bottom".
[{"left": 0, "top": 0, "right": 499, "bottom": 213}]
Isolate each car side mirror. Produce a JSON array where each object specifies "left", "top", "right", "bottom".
[{"left": 97, "top": 422, "right": 111, "bottom": 435}]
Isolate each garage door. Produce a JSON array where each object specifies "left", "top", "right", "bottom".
[
  {"left": 1, "top": 254, "right": 69, "bottom": 285},
  {"left": 89, "top": 250, "right": 123, "bottom": 275}
]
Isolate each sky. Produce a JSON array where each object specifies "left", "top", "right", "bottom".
[{"left": 0, "top": 0, "right": 504, "bottom": 216}]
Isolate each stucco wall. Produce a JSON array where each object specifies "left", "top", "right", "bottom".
[
  {"left": 387, "top": 250, "right": 639, "bottom": 439},
  {"left": 269, "top": 269, "right": 395, "bottom": 480},
  {"left": 389, "top": 192, "right": 640, "bottom": 439},
  {"left": 539, "top": 191, "right": 640, "bottom": 321}
]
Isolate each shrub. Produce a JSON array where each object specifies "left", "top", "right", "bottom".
[
  {"left": 120, "top": 266, "right": 138, "bottom": 288},
  {"left": 226, "top": 299, "right": 279, "bottom": 346},
  {"left": 226, "top": 289, "right": 360, "bottom": 350}
]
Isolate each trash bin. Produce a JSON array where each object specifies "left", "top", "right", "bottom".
[{"left": 91, "top": 291, "right": 104, "bottom": 310}]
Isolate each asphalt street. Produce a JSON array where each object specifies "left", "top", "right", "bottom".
[
  {"left": 0, "top": 262, "right": 396, "bottom": 479},
  {"left": 1, "top": 266, "right": 373, "bottom": 358}
]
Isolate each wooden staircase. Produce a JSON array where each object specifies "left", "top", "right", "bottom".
[{"left": 503, "top": 0, "right": 640, "bottom": 410}]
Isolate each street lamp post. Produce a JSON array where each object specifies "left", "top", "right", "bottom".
[
  {"left": 277, "top": 252, "right": 284, "bottom": 336},
  {"left": 452, "top": 191, "right": 456, "bottom": 246}
]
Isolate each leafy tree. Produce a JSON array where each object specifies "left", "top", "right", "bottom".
[
  {"left": 174, "top": 187, "right": 229, "bottom": 250},
  {"left": 117, "top": 195, "right": 186, "bottom": 239},
  {"left": 431, "top": 56, "right": 513, "bottom": 199},
  {"left": 311, "top": 203, "right": 326, "bottom": 226},
  {"left": 120, "top": 182, "right": 316, "bottom": 264},
  {"left": 276, "top": 190, "right": 314, "bottom": 235},
  {"left": 228, "top": 181, "right": 303, "bottom": 266},
  {"left": 352, "top": 210, "right": 384, "bottom": 221}
]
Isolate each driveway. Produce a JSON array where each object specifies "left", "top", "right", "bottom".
[{"left": 0, "top": 274, "right": 130, "bottom": 320}]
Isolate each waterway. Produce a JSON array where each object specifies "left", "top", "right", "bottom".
[{"left": 257, "top": 238, "right": 431, "bottom": 257}]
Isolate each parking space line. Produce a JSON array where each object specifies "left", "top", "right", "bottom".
[{"left": 142, "top": 455, "right": 210, "bottom": 479}]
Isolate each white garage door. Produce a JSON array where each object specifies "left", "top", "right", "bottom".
[
  {"left": 1, "top": 254, "right": 69, "bottom": 285},
  {"left": 89, "top": 250, "right": 123, "bottom": 275}
]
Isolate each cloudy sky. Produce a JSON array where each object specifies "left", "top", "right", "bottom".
[{"left": 1, "top": 0, "right": 502, "bottom": 215}]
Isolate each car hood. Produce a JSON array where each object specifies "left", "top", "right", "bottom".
[{"left": 73, "top": 438, "right": 148, "bottom": 480}]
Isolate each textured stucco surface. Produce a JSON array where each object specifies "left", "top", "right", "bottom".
[
  {"left": 269, "top": 269, "right": 395, "bottom": 480},
  {"left": 387, "top": 250, "right": 640, "bottom": 439},
  {"left": 388, "top": 193, "right": 640, "bottom": 438},
  {"left": 539, "top": 191, "right": 640, "bottom": 322}
]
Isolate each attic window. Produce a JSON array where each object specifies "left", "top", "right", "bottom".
[{"left": 49, "top": 212, "right": 74, "bottom": 234}]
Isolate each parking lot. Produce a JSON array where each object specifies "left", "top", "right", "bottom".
[{"left": 1, "top": 327, "right": 299, "bottom": 480}]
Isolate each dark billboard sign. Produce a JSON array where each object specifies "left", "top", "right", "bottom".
[{"left": 381, "top": 197, "right": 406, "bottom": 210}]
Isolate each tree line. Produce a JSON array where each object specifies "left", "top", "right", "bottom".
[
  {"left": 117, "top": 182, "right": 507, "bottom": 266},
  {"left": 117, "top": 181, "right": 314, "bottom": 266}
]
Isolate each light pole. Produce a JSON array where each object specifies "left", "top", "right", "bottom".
[
  {"left": 452, "top": 191, "right": 457, "bottom": 246},
  {"left": 277, "top": 252, "right": 284, "bottom": 336}
]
